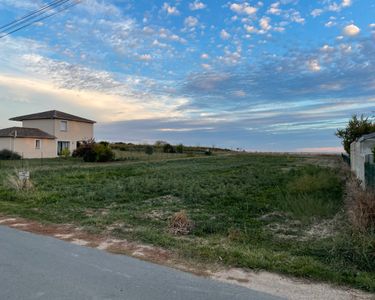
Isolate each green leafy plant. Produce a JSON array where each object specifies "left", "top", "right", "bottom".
[
  {"left": 60, "top": 148, "right": 71, "bottom": 158},
  {"left": 176, "top": 144, "right": 184, "bottom": 154},
  {"left": 336, "top": 115, "right": 375, "bottom": 154},
  {"left": 73, "top": 139, "right": 115, "bottom": 162},
  {"left": 95, "top": 143, "right": 115, "bottom": 162},
  {"left": 145, "top": 145, "right": 154, "bottom": 155},
  {"left": 163, "top": 143, "right": 175, "bottom": 153},
  {"left": 0, "top": 149, "right": 21, "bottom": 160}
]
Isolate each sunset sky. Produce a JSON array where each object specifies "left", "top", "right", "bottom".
[{"left": 0, "top": 0, "right": 374, "bottom": 151}]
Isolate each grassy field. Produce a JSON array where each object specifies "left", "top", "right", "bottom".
[{"left": 0, "top": 153, "right": 374, "bottom": 292}]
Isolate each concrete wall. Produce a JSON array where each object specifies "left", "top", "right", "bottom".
[
  {"left": 53, "top": 120, "right": 93, "bottom": 153},
  {"left": 22, "top": 120, "right": 55, "bottom": 136},
  {"left": 0, "top": 137, "right": 56, "bottom": 158},
  {"left": 0, "top": 138, "right": 12, "bottom": 152},
  {"left": 22, "top": 119, "right": 94, "bottom": 154},
  {"left": 351, "top": 138, "right": 375, "bottom": 187},
  {"left": 13, "top": 138, "right": 56, "bottom": 159}
]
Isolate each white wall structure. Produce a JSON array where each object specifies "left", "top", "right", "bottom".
[
  {"left": 0, "top": 110, "right": 95, "bottom": 159},
  {"left": 22, "top": 119, "right": 94, "bottom": 155},
  {"left": 350, "top": 133, "right": 375, "bottom": 188}
]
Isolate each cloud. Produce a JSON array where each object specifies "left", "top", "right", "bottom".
[
  {"left": 259, "top": 17, "right": 272, "bottom": 31},
  {"left": 0, "top": 0, "right": 38, "bottom": 10},
  {"left": 267, "top": 2, "right": 281, "bottom": 15},
  {"left": 307, "top": 59, "right": 321, "bottom": 72},
  {"left": 311, "top": 9, "right": 323, "bottom": 17},
  {"left": 220, "top": 29, "right": 231, "bottom": 40},
  {"left": 230, "top": 3, "right": 257, "bottom": 15},
  {"left": 325, "top": 21, "right": 336, "bottom": 27},
  {"left": 343, "top": 24, "right": 360, "bottom": 37},
  {"left": 244, "top": 25, "right": 258, "bottom": 33},
  {"left": 189, "top": 1, "right": 206, "bottom": 11},
  {"left": 162, "top": 3, "right": 180, "bottom": 16},
  {"left": 310, "top": 0, "right": 353, "bottom": 17},
  {"left": 184, "top": 16, "right": 199, "bottom": 27},
  {"left": 320, "top": 45, "right": 334, "bottom": 52},
  {"left": 137, "top": 54, "right": 152, "bottom": 61}
]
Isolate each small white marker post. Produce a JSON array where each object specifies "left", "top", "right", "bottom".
[{"left": 18, "top": 170, "right": 30, "bottom": 189}]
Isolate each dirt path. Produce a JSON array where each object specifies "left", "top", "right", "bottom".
[{"left": 0, "top": 216, "right": 373, "bottom": 300}]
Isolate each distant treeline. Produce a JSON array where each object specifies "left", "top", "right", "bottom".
[{"left": 110, "top": 141, "right": 232, "bottom": 154}]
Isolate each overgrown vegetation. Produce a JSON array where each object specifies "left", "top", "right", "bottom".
[
  {"left": 0, "top": 149, "right": 21, "bottom": 160},
  {"left": 346, "top": 176, "right": 375, "bottom": 232},
  {"left": 0, "top": 154, "right": 374, "bottom": 291},
  {"left": 73, "top": 140, "right": 115, "bottom": 162},
  {"left": 4, "top": 169, "right": 33, "bottom": 191},
  {"left": 336, "top": 114, "right": 375, "bottom": 154}
]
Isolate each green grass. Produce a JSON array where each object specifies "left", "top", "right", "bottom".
[{"left": 0, "top": 153, "right": 374, "bottom": 292}]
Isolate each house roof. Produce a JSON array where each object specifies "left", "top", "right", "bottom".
[
  {"left": 0, "top": 127, "right": 56, "bottom": 139},
  {"left": 358, "top": 132, "right": 375, "bottom": 142},
  {"left": 10, "top": 110, "right": 96, "bottom": 124}
]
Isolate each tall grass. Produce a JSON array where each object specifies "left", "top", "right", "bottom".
[
  {"left": 0, "top": 154, "right": 374, "bottom": 291},
  {"left": 346, "top": 176, "right": 375, "bottom": 232},
  {"left": 277, "top": 166, "right": 343, "bottom": 220}
]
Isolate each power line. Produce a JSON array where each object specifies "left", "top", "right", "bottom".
[
  {"left": 0, "top": 0, "right": 73, "bottom": 37},
  {"left": 0, "top": 0, "right": 80, "bottom": 40},
  {"left": 0, "top": 0, "right": 68, "bottom": 31}
]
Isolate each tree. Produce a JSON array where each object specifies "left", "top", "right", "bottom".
[
  {"left": 176, "top": 144, "right": 184, "bottom": 154},
  {"left": 154, "top": 140, "right": 168, "bottom": 147},
  {"left": 336, "top": 115, "right": 375, "bottom": 154},
  {"left": 163, "top": 143, "right": 175, "bottom": 153},
  {"left": 145, "top": 145, "right": 154, "bottom": 155}
]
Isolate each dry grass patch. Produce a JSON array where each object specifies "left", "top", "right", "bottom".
[
  {"left": 168, "top": 210, "right": 194, "bottom": 235},
  {"left": 346, "top": 176, "right": 375, "bottom": 232},
  {"left": 5, "top": 170, "right": 33, "bottom": 191}
]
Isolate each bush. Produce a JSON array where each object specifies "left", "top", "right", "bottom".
[
  {"left": 0, "top": 149, "right": 21, "bottom": 160},
  {"left": 346, "top": 176, "right": 375, "bottom": 232},
  {"left": 73, "top": 140, "right": 115, "bottom": 163},
  {"left": 145, "top": 145, "right": 154, "bottom": 155},
  {"left": 95, "top": 143, "right": 115, "bottom": 162},
  {"left": 60, "top": 148, "right": 70, "bottom": 158},
  {"left": 176, "top": 144, "right": 184, "bottom": 153},
  {"left": 163, "top": 143, "right": 175, "bottom": 153},
  {"left": 72, "top": 139, "right": 95, "bottom": 158},
  {"left": 205, "top": 149, "right": 212, "bottom": 156},
  {"left": 336, "top": 115, "right": 375, "bottom": 154},
  {"left": 168, "top": 210, "right": 194, "bottom": 235}
]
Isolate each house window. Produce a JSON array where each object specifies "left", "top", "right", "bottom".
[
  {"left": 35, "top": 140, "right": 41, "bottom": 149},
  {"left": 60, "top": 121, "right": 68, "bottom": 132},
  {"left": 57, "top": 141, "right": 70, "bottom": 155}
]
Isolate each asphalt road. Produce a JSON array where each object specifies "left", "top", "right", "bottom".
[{"left": 0, "top": 226, "right": 284, "bottom": 300}]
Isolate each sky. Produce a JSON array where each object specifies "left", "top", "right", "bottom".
[{"left": 0, "top": 0, "right": 374, "bottom": 152}]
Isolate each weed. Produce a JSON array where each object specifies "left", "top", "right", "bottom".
[
  {"left": 0, "top": 154, "right": 374, "bottom": 291},
  {"left": 346, "top": 176, "right": 375, "bottom": 232},
  {"left": 168, "top": 210, "right": 194, "bottom": 235},
  {"left": 5, "top": 169, "right": 33, "bottom": 191}
]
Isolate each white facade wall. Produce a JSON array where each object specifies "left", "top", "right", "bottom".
[
  {"left": 0, "top": 138, "right": 12, "bottom": 152},
  {"left": 13, "top": 138, "right": 56, "bottom": 159},
  {"left": 350, "top": 139, "right": 375, "bottom": 187},
  {"left": 0, "top": 137, "right": 56, "bottom": 158},
  {"left": 22, "top": 119, "right": 94, "bottom": 155}
]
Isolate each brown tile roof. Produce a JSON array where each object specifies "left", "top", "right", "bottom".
[
  {"left": 0, "top": 127, "right": 56, "bottom": 139},
  {"left": 10, "top": 110, "right": 96, "bottom": 124}
]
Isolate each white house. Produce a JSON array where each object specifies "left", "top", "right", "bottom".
[
  {"left": 350, "top": 132, "right": 375, "bottom": 187},
  {"left": 0, "top": 110, "right": 95, "bottom": 158}
]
